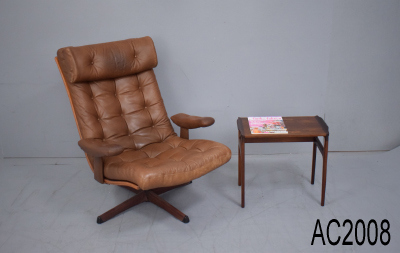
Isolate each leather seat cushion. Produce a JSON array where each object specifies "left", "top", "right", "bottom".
[{"left": 103, "top": 136, "right": 231, "bottom": 190}]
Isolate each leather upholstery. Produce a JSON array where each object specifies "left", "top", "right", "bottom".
[
  {"left": 104, "top": 136, "right": 231, "bottom": 190},
  {"left": 57, "top": 37, "right": 157, "bottom": 83},
  {"left": 57, "top": 37, "right": 231, "bottom": 190},
  {"left": 171, "top": 113, "right": 215, "bottom": 129}
]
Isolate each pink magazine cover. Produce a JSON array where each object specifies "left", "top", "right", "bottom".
[{"left": 248, "top": 117, "right": 288, "bottom": 134}]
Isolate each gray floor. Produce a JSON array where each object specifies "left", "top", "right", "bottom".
[{"left": 0, "top": 147, "right": 399, "bottom": 253}]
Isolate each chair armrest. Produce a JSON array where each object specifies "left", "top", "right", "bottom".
[
  {"left": 171, "top": 113, "right": 215, "bottom": 129},
  {"left": 78, "top": 138, "right": 124, "bottom": 157}
]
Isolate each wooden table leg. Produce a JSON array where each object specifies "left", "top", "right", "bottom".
[
  {"left": 311, "top": 138, "right": 317, "bottom": 184},
  {"left": 321, "top": 135, "right": 329, "bottom": 206},
  {"left": 240, "top": 136, "right": 245, "bottom": 208},
  {"left": 238, "top": 131, "right": 241, "bottom": 186}
]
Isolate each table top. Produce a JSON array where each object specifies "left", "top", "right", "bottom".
[{"left": 237, "top": 116, "right": 329, "bottom": 139}]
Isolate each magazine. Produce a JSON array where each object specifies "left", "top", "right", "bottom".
[{"left": 248, "top": 116, "right": 288, "bottom": 134}]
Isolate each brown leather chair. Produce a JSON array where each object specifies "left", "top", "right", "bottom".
[{"left": 55, "top": 37, "right": 231, "bottom": 224}]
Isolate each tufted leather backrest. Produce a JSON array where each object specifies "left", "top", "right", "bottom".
[{"left": 57, "top": 37, "right": 176, "bottom": 153}]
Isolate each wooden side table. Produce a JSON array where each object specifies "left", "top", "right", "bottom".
[{"left": 237, "top": 116, "right": 329, "bottom": 208}]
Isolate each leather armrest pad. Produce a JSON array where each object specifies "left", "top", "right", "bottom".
[
  {"left": 78, "top": 138, "right": 124, "bottom": 157},
  {"left": 171, "top": 113, "right": 215, "bottom": 129}
]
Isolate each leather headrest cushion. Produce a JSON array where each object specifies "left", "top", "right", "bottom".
[{"left": 57, "top": 36, "right": 158, "bottom": 83}]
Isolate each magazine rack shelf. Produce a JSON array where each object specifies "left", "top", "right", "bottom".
[{"left": 237, "top": 116, "right": 329, "bottom": 208}]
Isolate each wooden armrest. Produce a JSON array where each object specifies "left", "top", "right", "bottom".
[
  {"left": 170, "top": 113, "right": 215, "bottom": 139},
  {"left": 78, "top": 138, "right": 124, "bottom": 184},
  {"left": 171, "top": 113, "right": 215, "bottom": 129},
  {"left": 78, "top": 138, "right": 124, "bottom": 157}
]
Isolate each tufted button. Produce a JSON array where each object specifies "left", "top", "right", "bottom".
[
  {"left": 114, "top": 94, "right": 117, "bottom": 96},
  {"left": 134, "top": 55, "right": 137, "bottom": 58},
  {"left": 91, "top": 61, "right": 94, "bottom": 65},
  {"left": 97, "top": 118, "right": 100, "bottom": 121},
  {"left": 91, "top": 97, "right": 94, "bottom": 100}
]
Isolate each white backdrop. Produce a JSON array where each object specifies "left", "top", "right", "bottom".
[{"left": 0, "top": 0, "right": 399, "bottom": 158}]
